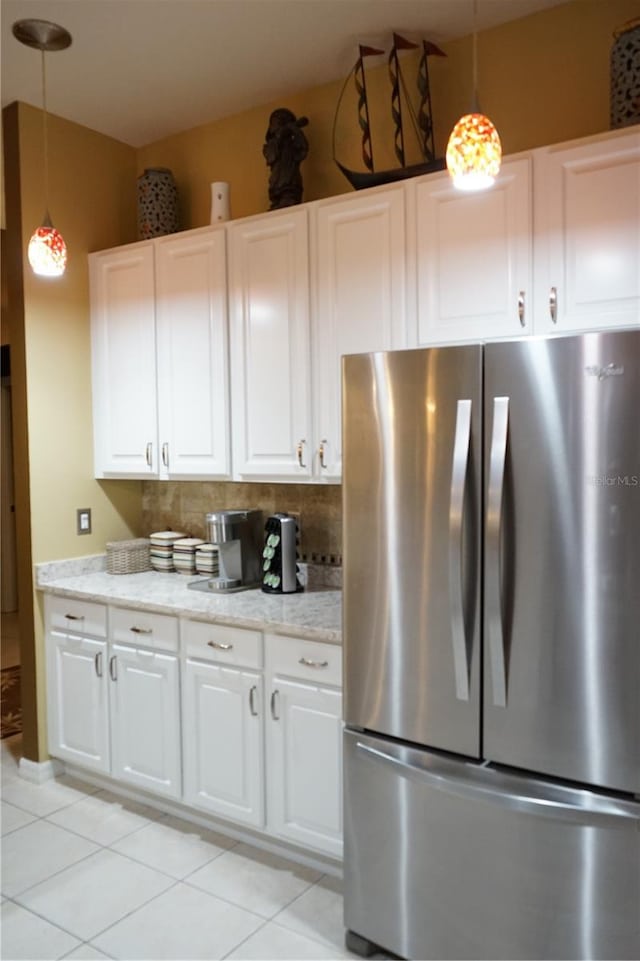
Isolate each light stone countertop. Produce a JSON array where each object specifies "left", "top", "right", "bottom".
[{"left": 36, "top": 556, "right": 342, "bottom": 644}]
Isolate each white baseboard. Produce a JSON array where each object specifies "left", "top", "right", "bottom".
[{"left": 18, "top": 756, "right": 64, "bottom": 783}]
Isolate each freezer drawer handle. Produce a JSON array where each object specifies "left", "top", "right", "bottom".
[
  {"left": 449, "top": 398, "right": 473, "bottom": 701},
  {"left": 355, "top": 741, "right": 640, "bottom": 830},
  {"left": 487, "top": 396, "right": 509, "bottom": 707}
]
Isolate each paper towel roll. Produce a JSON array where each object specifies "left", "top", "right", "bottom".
[{"left": 210, "top": 182, "right": 230, "bottom": 223}]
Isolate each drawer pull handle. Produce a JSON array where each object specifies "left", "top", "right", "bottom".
[
  {"left": 207, "top": 641, "right": 233, "bottom": 651},
  {"left": 130, "top": 626, "right": 152, "bottom": 635},
  {"left": 94, "top": 652, "right": 103, "bottom": 677},
  {"left": 146, "top": 442, "right": 153, "bottom": 467},
  {"left": 296, "top": 439, "right": 307, "bottom": 469},
  {"left": 270, "top": 689, "right": 280, "bottom": 721},
  {"left": 249, "top": 685, "right": 259, "bottom": 717},
  {"left": 65, "top": 613, "right": 84, "bottom": 621},
  {"left": 299, "top": 657, "right": 329, "bottom": 669},
  {"left": 109, "top": 655, "right": 117, "bottom": 681}
]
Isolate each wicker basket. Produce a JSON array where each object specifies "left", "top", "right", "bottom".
[{"left": 106, "top": 538, "right": 151, "bottom": 575}]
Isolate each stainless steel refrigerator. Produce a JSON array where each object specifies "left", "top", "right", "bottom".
[{"left": 342, "top": 330, "right": 640, "bottom": 961}]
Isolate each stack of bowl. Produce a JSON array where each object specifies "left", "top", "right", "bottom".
[
  {"left": 150, "top": 531, "right": 185, "bottom": 572},
  {"left": 173, "top": 537, "right": 205, "bottom": 575},
  {"left": 195, "top": 543, "right": 220, "bottom": 576}
]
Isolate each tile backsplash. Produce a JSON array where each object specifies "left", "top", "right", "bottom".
[{"left": 141, "top": 481, "right": 342, "bottom": 562}]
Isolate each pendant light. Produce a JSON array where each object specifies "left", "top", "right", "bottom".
[
  {"left": 446, "top": 0, "right": 501, "bottom": 191},
  {"left": 12, "top": 19, "right": 72, "bottom": 277}
]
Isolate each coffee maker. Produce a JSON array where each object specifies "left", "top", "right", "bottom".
[{"left": 200, "top": 509, "right": 262, "bottom": 592}]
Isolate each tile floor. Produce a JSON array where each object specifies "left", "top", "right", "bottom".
[{"left": 1, "top": 734, "right": 363, "bottom": 960}]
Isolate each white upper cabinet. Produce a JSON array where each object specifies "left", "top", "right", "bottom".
[
  {"left": 228, "top": 208, "right": 312, "bottom": 480},
  {"left": 91, "top": 243, "right": 157, "bottom": 476},
  {"left": 91, "top": 227, "right": 230, "bottom": 480},
  {"left": 533, "top": 126, "right": 640, "bottom": 333},
  {"left": 312, "top": 185, "right": 408, "bottom": 479},
  {"left": 155, "top": 230, "right": 230, "bottom": 478},
  {"left": 412, "top": 157, "right": 533, "bottom": 345}
]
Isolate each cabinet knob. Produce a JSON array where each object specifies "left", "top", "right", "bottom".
[{"left": 296, "top": 440, "right": 307, "bottom": 469}]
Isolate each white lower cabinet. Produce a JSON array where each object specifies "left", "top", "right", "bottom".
[
  {"left": 182, "top": 658, "right": 264, "bottom": 826},
  {"left": 46, "top": 630, "right": 110, "bottom": 774},
  {"left": 46, "top": 599, "right": 343, "bottom": 860},
  {"left": 109, "top": 643, "right": 181, "bottom": 799},
  {"left": 181, "top": 620, "right": 343, "bottom": 858},
  {"left": 45, "top": 598, "right": 181, "bottom": 799},
  {"left": 265, "top": 634, "right": 343, "bottom": 858}
]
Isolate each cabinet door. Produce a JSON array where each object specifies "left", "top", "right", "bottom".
[
  {"left": 314, "top": 187, "right": 407, "bottom": 479},
  {"left": 46, "top": 632, "right": 110, "bottom": 773},
  {"left": 155, "top": 229, "right": 231, "bottom": 478},
  {"left": 534, "top": 128, "right": 640, "bottom": 333},
  {"left": 414, "top": 157, "right": 532, "bottom": 344},
  {"left": 182, "top": 659, "right": 264, "bottom": 827},
  {"left": 90, "top": 243, "right": 158, "bottom": 477},
  {"left": 109, "top": 644, "right": 181, "bottom": 799},
  {"left": 267, "top": 677, "right": 342, "bottom": 857},
  {"left": 229, "top": 209, "right": 312, "bottom": 479}
]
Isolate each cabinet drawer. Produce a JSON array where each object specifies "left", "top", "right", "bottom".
[
  {"left": 110, "top": 607, "right": 178, "bottom": 652},
  {"left": 184, "top": 620, "right": 262, "bottom": 669},
  {"left": 46, "top": 595, "right": 107, "bottom": 638},
  {"left": 266, "top": 633, "right": 342, "bottom": 687}
]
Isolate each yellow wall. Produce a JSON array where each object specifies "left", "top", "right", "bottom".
[
  {"left": 138, "top": 0, "right": 639, "bottom": 229},
  {"left": 10, "top": 103, "right": 142, "bottom": 758}
]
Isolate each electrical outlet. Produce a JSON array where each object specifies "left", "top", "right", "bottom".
[{"left": 77, "top": 508, "right": 92, "bottom": 535}]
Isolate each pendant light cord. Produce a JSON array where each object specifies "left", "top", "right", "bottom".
[
  {"left": 472, "top": 0, "right": 479, "bottom": 113},
  {"left": 40, "top": 47, "right": 51, "bottom": 221}
]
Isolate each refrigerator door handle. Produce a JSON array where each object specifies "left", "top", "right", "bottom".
[
  {"left": 355, "top": 741, "right": 640, "bottom": 830},
  {"left": 449, "top": 398, "right": 472, "bottom": 701},
  {"left": 487, "top": 396, "right": 509, "bottom": 707}
]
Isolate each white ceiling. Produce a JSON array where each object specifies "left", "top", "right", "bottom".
[{"left": 2, "top": 0, "right": 568, "bottom": 148}]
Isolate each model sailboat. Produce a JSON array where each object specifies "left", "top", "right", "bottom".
[{"left": 334, "top": 33, "right": 446, "bottom": 190}]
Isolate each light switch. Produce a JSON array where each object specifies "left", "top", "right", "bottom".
[{"left": 77, "top": 508, "right": 92, "bottom": 535}]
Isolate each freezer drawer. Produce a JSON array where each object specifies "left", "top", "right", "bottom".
[{"left": 343, "top": 729, "right": 640, "bottom": 961}]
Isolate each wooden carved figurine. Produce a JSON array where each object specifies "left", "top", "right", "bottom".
[{"left": 263, "top": 108, "right": 309, "bottom": 210}]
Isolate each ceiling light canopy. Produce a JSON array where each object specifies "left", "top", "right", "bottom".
[
  {"left": 446, "top": 0, "right": 501, "bottom": 191},
  {"left": 12, "top": 18, "right": 72, "bottom": 278}
]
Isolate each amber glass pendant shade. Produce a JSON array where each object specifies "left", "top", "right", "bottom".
[
  {"left": 446, "top": 112, "right": 502, "bottom": 191},
  {"left": 28, "top": 215, "right": 68, "bottom": 277},
  {"left": 446, "top": 0, "right": 501, "bottom": 192}
]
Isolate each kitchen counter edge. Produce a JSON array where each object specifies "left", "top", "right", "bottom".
[{"left": 36, "top": 556, "right": 342, "bottom": 645}]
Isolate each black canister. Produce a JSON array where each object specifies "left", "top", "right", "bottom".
[{"left": 261, "top": 513, "right": 303, "bottom": 594}]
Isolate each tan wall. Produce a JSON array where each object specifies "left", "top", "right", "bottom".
[
  {"left": 11, "top": 103, "right": 142, "bottom": 758},
  {"left": 137, "top": 0, "right": 639, "bottom": 229}
]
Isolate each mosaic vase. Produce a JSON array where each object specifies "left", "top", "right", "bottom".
[
  {"left": 137, "top": 167, "right": 179, "bottom": 239},
  {"left": 610, "top": 18, "right": 640, "bottom": 129}
]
